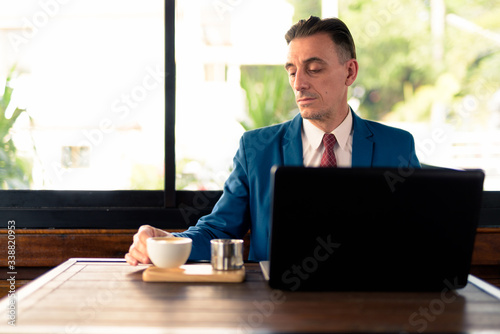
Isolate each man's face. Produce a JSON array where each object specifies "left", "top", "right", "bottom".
[{"left": 285, "top": 32, "right": 357, "bottom": 126}]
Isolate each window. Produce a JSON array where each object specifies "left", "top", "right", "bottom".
[
  {"left": 1, "top": 0, "right": 165, "bottom": 191},
  {"left": 175, "top": 0, "right": 500, "bottom": 191},
  {"left": 0, "top": 0, "right": 178, "bottom": 228},
  {"left": 175, "top": 0, "right": 295, "bottom": 190}
]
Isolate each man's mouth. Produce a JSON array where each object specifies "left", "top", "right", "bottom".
[{"left": 297, "top": 97, "right": 316, "bottom": 105}]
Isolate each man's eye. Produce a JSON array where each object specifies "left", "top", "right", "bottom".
[
  {"left": 288, "top": 72, "right": 296, "bottom": 77},
  {"left": 309, "top": 69, "right": 321, "bottom": 74}
]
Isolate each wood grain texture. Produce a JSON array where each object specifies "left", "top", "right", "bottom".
[
  {"left": 0, "top": 260, "right": 499, "bottom": 333},
  {"left": 472, "top": 228, "right": 500, "bottom": 265},
  {"left": 0, "top": 229, "right": 138, "bottom": 267},
  {"left": 0, "top": 229, "right": 251, "bottom": 267}
]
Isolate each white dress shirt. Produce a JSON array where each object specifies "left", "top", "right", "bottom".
[{"left": 301, "top": 111, "right": 353, "bottom": 167}]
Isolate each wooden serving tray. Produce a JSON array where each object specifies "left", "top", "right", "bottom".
[{"left": 143, "top": 264, "right": 245, "bottom": 283}]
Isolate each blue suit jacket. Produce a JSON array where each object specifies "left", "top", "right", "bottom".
[{"left": 175, "top": 111, "right": 420, "bottom": 261}]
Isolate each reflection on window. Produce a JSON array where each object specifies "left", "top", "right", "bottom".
[
  {"left": 0, "top": 0, "right": 165, "bottom": 190},
  {"left": 176, "top": 0, "right": 500, "bottom": 190}
]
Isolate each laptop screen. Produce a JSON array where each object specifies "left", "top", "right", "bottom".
[{"left": 268, "top": 167, "right": 485, "bottom": 291}]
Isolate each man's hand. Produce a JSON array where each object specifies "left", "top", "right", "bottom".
[{"left": 125, "top": 225, "right": 173, "bottom": 266}]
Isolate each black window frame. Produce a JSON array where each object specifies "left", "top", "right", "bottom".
[
  {"left": 0, "top": 0, "right": 499, "bottom": 229},
  {"left": 0, "top": 0, "right": 220, "bottom": 230}
]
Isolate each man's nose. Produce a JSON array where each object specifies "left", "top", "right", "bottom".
[{"left": 293, "top": 70, "right": 309, "bottom": 92}]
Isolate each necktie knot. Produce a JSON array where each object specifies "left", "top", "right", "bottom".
[{"left": 320, "top": 133, "right": 337, "bottom": 167}]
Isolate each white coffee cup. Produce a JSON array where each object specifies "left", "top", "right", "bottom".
[{"left": 147, "top": 237, "right": 192, "bottom": 268}]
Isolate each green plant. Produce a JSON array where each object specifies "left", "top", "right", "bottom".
[
  {"left": 0, "top": 66, "right": 32, "bottom": 189},
  {"left": 239, "top": 65, "right": 297, "bottom": 130}
]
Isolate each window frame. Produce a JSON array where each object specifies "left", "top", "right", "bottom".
[
  {"left": 0, "top": 0, "right": 199, "bottom": 230},
  {"left": 0, "top": 0, "right": 499, "bottom": 229}
]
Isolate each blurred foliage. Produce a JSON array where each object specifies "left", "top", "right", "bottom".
[
  {"left": 239, "top": 65, "right": 297, "bottom": 130},
  {"left": 340, "top": 0, "right": 500, "bottom": 128},
  {"left": 241, "top": 0, "right": 500, "bottom": 132},
  {"left": 0, "top": 66, "right": 32, "bottom": 189},
  {"left": 342, "top": 0, "right": 437, "bottom": 120},
  {"left": 286, "top": 0, "right": 321, "bottom": 23},
  {"left": 238, "top": 1, "right": 323, "bottom": 131}
]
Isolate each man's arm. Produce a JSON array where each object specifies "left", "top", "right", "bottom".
[
  {"left": 125, "top": 136, "right": 252, "bottom": 264},
  {"left": 172, "top": 136, "right": 252, "bottom": 260}
]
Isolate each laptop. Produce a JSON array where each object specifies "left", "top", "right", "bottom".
[{"left": 264, "top": 166, "right": 485, "bottom": 291}]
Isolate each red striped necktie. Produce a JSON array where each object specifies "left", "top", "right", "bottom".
[{"left": 320, "top": 133, "right": 337, "bottom": 167}]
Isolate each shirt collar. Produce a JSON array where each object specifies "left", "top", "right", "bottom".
[{"left": 302, "top": 109, "right": 353, "bottom": 150}]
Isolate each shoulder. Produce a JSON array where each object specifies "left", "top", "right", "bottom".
[
  {"left": 367, "top": 119, "right": 412, "bottom": 137},
  {"left": 243, "top": 121, "right": 290, "bottom": 139},
  {"left": 354, "top": 112, "right": 414, "bottom": 140},
  {"left": 352, "top": 112, "right": 420, "bottom": 167},
  {"left": 241, "top": 113, "right": 301, "bottom": 143}
]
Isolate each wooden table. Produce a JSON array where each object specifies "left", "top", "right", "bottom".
[{"left": 1, "top": 258, "right": 500, "bottom": 333}]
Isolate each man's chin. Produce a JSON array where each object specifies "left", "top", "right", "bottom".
[{"left": 299, "top": 108, "right": 324, "bottom": 121}]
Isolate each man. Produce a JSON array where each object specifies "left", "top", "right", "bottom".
[{"left": 125, "top": 16, "right": 420, "bottom": 266}]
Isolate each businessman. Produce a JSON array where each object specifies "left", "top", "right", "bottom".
[{"left": 125, "top": 16, "right": 420, "bottom": 265}]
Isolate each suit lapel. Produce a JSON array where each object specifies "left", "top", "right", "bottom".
[
  {"left": 281, "top": 111, "right": 375, "bottom": 167},
  {"left": 351, "top": 111, "right": 374, "bottom": 167},
  {"left": 283, "top": 113, "right": 304, "bottom": 166}
]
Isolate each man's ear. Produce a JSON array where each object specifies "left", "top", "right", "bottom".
[{"left": 345, "top": 59, "right": 358, "bottom": 86}]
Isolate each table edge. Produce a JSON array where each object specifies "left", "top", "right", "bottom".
[{"left": 468, "top": 274, "right": 500, "bottom": 300}]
